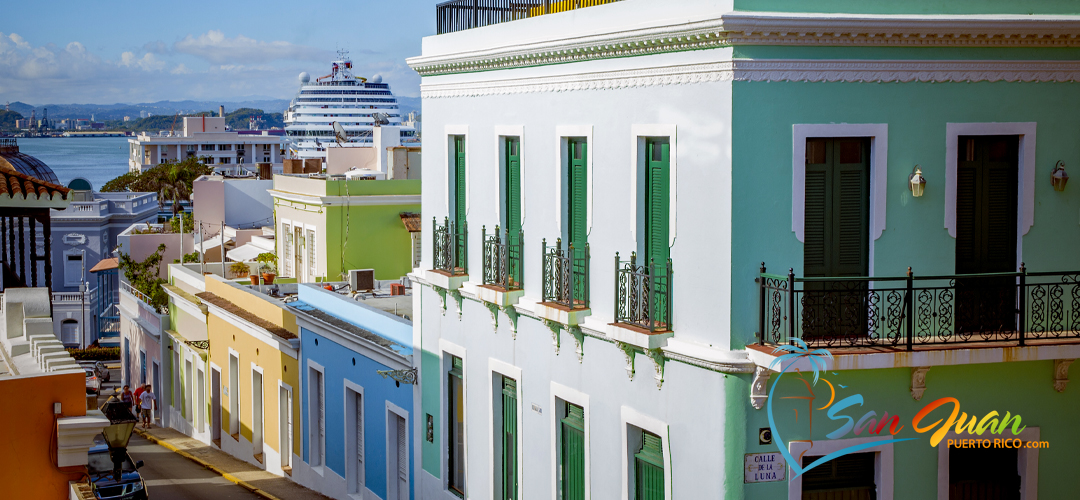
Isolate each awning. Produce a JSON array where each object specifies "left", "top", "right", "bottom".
[
  {"left": 89, "top": 257, "right": 119, "bottom": 273},
  {"left": 226, "top": 242, "right": 264, "bottom": 262},
  {"left": 195, "top": 234, "right": 228, "bottom": 252}
]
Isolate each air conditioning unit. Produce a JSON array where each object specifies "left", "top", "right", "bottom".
[{"left": 349, "top": 269, "right": 375, "bottom": 293}]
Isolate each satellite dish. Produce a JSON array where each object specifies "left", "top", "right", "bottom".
[
  {"left": 299, "top": 72, "right": 310, "bottom": 83},
  {"left": 332, "top": 121, "right": 348, "bottom": 145},
  {"left": 371, "top": 74, "right": 383, "bottom": 84},
  {"left": 372, "top": 113, "right": 390, "bottom": 127}
]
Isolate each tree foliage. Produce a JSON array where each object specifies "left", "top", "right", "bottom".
[
  {"left": 118, "top": 243, "right": 169, "bottom": 313},
  {"left": 101, "top": 157, "right": 212, "bottom": 216}
]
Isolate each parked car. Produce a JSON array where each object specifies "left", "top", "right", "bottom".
[
  {"left": 80, "top": 361, "right": 111, "bottom": 382},
  {"left": 87, "top": 443, "right": 147, "bottom": 500},
  {"left": 85, "top": 367, "right": 101, "bottom": 395}
]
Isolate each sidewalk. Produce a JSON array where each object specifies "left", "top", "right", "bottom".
[{"left": 134, "top": 426, "right": 331, "bottom": 500}]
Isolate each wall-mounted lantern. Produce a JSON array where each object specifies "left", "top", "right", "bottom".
[
  {"left": 1051, "top": 161, "right": 1069, "bottom": 192},
  {"left": 909, "top": 166, "right": 926, "bottom": 198}
]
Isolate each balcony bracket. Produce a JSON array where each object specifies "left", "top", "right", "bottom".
[
  {"left": 911, "top": 366, "right": 930, "bottom": 401},
  {"left": 544, "top": 319, "right": 562, "bottom": 354},
  {"left": 616, "top": 341, "right": 637, "bottom": 381},
  {"left": 451, "top": 290, "right": 463, "bottom": 319},
  {"left": 751, "top": 366, "right": 772, "bottom": 410},
  {"left": 436, "top": 287, "right": 448, "bottom": 315},
  {"left": 1054, "top": 359, "right": 1074, "bottom": 393},
  {"left": 646, "top": 348, "right": 666, "bottom": 390},
  {"left": 502, "top": 306, "right": 519, "bottom": 339},
  {"left": 569, "top": 327, "right": 585, "bottom": 363},
  {"left": 484, "top": 302, "right": 499, "bottom": 332}
]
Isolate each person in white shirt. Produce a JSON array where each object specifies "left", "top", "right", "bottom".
[{"left": 139, "top": 385, "right": 156, "bottom": 429}]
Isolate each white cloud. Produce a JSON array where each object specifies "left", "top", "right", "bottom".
[
  {"left": 120, "top": 51, "right": 165, "bottom": 71},
  {"left": 170, "top": 63, "right": 190, "bottom": 75},
  {"left": 174, "top": 30, "right": 328, "bottom": 64}
]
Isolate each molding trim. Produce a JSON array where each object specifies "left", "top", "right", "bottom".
[
  {"left": 269, "top": 190, "right": 421, "bottom": 207},
  {"left": 408, "top": 12, "right": 1080, "bottom": 77},
  {"left": 420, "top": 59, "right": 1080, "bottom": 98}
]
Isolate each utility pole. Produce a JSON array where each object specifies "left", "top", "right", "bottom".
[
  {"left": 80, "top": 250, "right": 86, "bottom": 348},
  {"left": 220, "top": 222, "right": 225, "bottom": 275},
  {"left": 199, "top": 222, "right": 205, "bottom": 275}
]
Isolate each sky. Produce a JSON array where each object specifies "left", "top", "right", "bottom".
[{"left": 0, "top": 0, "right": 441, "bottom": 105}]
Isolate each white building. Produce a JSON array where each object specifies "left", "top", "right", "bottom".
[
  {"left": 127, "top": 116, "right": 284, "bottom": 173},
  {"left": 407, "top": 2, "right": 754, "bottom": 499}
]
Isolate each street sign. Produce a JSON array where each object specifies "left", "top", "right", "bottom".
[{"left": 744, "top": 452, "right": 786, "bottom": 483}]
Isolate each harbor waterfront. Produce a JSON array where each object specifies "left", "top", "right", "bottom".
[{"left": 13, "top": 136, "right": 130, "bottom": 189}]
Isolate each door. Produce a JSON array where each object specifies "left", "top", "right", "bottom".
[
  {"left": 197, "top": 368, "right": 205, "bottom": 433},
  {"left": 294, "top": 227, "right": 304, "bottom": 282},
  {"left": 803, "top": 138, "right": 870, "bottom": 339},
  {"left": 560, "top": 403, "right": 585, "bottom": 500},
  {"left": 211, "top": 368, "right": 221, "bottom": 444},
  {"left": 949, "top": 448, "right": 1020, "bottom": 500},
  {"left": 388, "top": 412, "right": 409, "bottom": 500},
  {"left": 634, "top": 431, "right": 664, "bottom": 500},
  {"left": 955, "top": 136, "right": 1019, "bottom": 336},
  {"left": 645, "top": 138, "right": 671, "bottom": 329},
  {"left": 453, "top": 136, "right": 467, "bottom": 269},
  {"left": 504, "top": 137, "right": 523, "bottom": 288},
  {"left": 501, "top": 378, "right": 518, "bottom": 500},
  {"left": 124, "top": 339, "right": 130, "bottom": 387},
  {"left": 567, "top": 138, "right": 588, "bottom": 305},
  {"left": 61, "top": 320, "right": 79, "bottom": 346},
  {"left": 801, "top": 452, "right": 876, "bottom": 500},
  {"left": 252, "top": 370, "right": 264, "bottom": 461},
  {"left": 279, "top": 386, "right": 291, "bottom": 469},
  {"left": 354, "top": 391, "right": 364, "bottom": 492}
]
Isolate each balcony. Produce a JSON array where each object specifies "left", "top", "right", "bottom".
[
  {"left": 755, "top": 264, "right": 1080, "bottom": 353},
  {"left": 436, "top": 0, "right": 622, "bottom": 34},
  {"left": 613, "top": 251, "right": 673, "bottom": 332},
  {"left": 538, "top": 238, "right": 590, "bottom": 325},
  {"left": 478, "top": 226, "right": 524, "bottom": 306},
  {"left": 427, "top": 217, "right": 469, "bottom": 290}
]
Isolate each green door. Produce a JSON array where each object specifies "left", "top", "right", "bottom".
[
  {"left": 803, "top": 138, "right": 870, "bottom": 339},
  {"left": 501, "top": 377, "right": 518, "bottom": 500},
  {"left": 645, "top": 138, "right": 670, "bottom": 267},
  {"left": 567, "top": 138, "right": 588, "bottom": 251},
  {"left": 955, "top": 136, "right": 1019, "bottom": 334},
  {"left": 560, "top": 403, "right": 585, "bottom": 500},
  {"left": 453, "top": 136, "right": 467, "bottom": 269},
  {"left": 634, "top": 431, "right": 664, "bottom": 500},
  {"left": 448, "top": 356, "right": 466, "bottom": 497},
  {"left": 505, "top": 137, "right": 521, "bottom": 237}
]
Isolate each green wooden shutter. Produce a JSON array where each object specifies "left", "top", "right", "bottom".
[
  {"left": 567, "top": 138, "right": 588, "bottom": 251},
  {"left": 635, "top": 431, "right": 664, "bottom": 500},
  {"left": 454, "top": 136, "right": 467, "bottom": 228},
  {"left": 560, "top": 403, "right": 585, "bottom": 500},
  {"left": 803, "top": 138, "right": 869, "bottom": 278},
  {"left": 501, "top": 377, "right": 518, "bottom": 500},
  {"left": 645, "top": 138, "right": 670, "bottom": 267},
  {"left": 505, "top": 137, "right": 521, "bottom": 237},
  {"left": 448, "top": 356, "right": 465, "bottom": 497}
]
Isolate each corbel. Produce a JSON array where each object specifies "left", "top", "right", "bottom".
[
  {"left": 543, "top": 319, "right": 562, "bottom": 354},
  {"left": 484, "top": 302, "right": 499, "bottom": 332},
  {"left": 646, "top": 348, "right": 666, "bottom": 389},
  {"left": 751, "top": 366, "right": 771, "bottom": 410},
  {"left": 616, "top": 341, "right": 637, "bottom": 381},
  {"left": 911, "top": 366, "right": 930, "bottom": 401},
  {"left": 501, "top": 305, "right": 519, "bottom": 339},
  {"left": 1054, "top": 359, "right": 1074, "bottom": 393},
  {"left": 568, "top": 326, "right": 584, "bottom": 363}
]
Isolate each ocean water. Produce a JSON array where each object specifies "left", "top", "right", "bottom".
[{"left": 11, "top": 137, "right": 131, "bottom": 191}]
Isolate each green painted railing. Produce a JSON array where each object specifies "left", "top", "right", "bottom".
[{"left": 436, "top": 0, "right": 622, "bottom": 34}]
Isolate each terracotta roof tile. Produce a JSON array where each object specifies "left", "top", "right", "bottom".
[
  {"left": 0, "top": 167, "right": 68, "bottom": 201},
  {"left": 400, "top": 212, "right": 421, "bottom": 232}
]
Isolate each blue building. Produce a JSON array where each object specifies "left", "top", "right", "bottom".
[{"left": 288, "top": 282, "right": 416, "bottom": 500}]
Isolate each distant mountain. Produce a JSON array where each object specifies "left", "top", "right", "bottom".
[
  {"left": 0, "top": 100, "right": 292, "bottom": 122},
  {"left": 0, "top": 110, "right": 24, "bottom": 130},
  {"left": 109, "top": 107, "right": 285, "bottom": 132}
]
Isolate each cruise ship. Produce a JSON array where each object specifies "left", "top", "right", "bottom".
[{"left": 284, "top": 50, "right": 418, "bottom": 161}]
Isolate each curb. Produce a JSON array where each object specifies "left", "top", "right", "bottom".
[{"left": 133, "top": 428, "right": 283, "bottom": 500}]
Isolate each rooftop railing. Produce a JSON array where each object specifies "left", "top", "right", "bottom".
[
  {"left": 436, "top": 0, "right": 622, "bottom": 34},
  {"left": 757, "top": 264, "right": 1080, "bottom": 350}
]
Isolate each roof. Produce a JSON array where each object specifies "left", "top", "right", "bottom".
[
  {"left": 0, "top": 158, "right": 70, "bottom": 207},
  {"left": 400, "top": 212, "right": 421, "bottom": 232},
  {"left": 195, "top": 291, "right": 296, "bottom": 340},
  {"left": 226, "top": 242, "right": 264, "bottom": 262},
  {"left": 89, "top": 258, "right": 119, "bottom": 273},
  {"left": 290, "top": 300, "right": 412, "bottom": 356}
]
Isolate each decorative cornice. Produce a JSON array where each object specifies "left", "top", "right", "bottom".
[
  {"left": 408, "top": 12, "right": 1080, "bottom": 77},
  {"left": 419, "top": 59, "right": 1080, "bottom": 97}
]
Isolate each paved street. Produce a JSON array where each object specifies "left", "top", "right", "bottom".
[{"left": 127, "top": 433, "right": 265, "bottom": 500}]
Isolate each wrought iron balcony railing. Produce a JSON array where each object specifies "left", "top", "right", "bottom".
[
  {"left": 482, "top": 226, "right": 523, "bottom": 291},
  {"left": 436, "top": 0, "right": 622, "bottom": 34},
  {"left": 614, "top": 252, "right": 673, "bottom": 333},
  {"left": 433, "top": 217, "right": 468, "bottom": 276},
  {"left": 541, "top": 238, "right": 589, "bottom": 310},
  {"left": 757, "top": 264, "right": 1080, "bottom": 350}
]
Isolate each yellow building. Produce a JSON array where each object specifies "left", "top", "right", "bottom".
[{"left": 179, "top": 269, "right": 301, "bottom": 475}]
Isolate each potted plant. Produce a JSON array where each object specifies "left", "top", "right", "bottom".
[
  {"left": 256, "top": 252, "right": 278, "bottom": 285},
  {"left": 230, "top": 261, "right": 254, "bottom": 284}
]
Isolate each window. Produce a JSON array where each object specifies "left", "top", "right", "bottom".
[
  {"left": 309, "top": 366, "right": 325, "bottom": 467},
  {"left": 60, "top": 320, "right": 79, "bottom": 346},
  {"left": 447, "top": 355, "right": 465, "bottom": 496},
  {"left": 801, "top": 452, "right": 876, "bottom": 500},
  {"left": 218, "top": 144, "right": 232, "bottom": 151},
  {"left": 252, "top": 368, "right": 264, "bottom": 461},
  {"left": 644, "top": 138, "right": 670, "bottom": 267},
  {"left": 307, "top": 229, "right": 316, "bottom": 279},
  {"left": 348, "top": 388, "right": 365, "bottom": 493},
  {"left": 205, "top": 157, "right": 215, "bottom": 165},
  {"left": 503, "top": 137, "right": 521, "bottom": 236},
  {"left": 229, "top": 353, "right": 240, "bottom": 437},
  {"left": 262, "top": 144, "right": 270, "bottom": 152},
  {"left": 566, "top": 138, "right": 588, "bottom": 252},
  {"left": 263, "top": 156, "right": 271, "bottom": 163},
  {"left": 187, "top": 145, "right": 196, "bottom": 152},
  {"left": 450, "top": 135, "right": 467, "bottom": 269},
  {"left": 140, "top": 350, "right": 147, "bottom": 385},
  {"left": 64, "top": 253, "right": 83, "bottom": 287},
  {"left": 236, "top": 144, "right": 245, "bottom": 152},
  {"left": 494, "top": 376, "right": 518, "bottom": 500},
  {"left": 282, "top": 224, "right": 293, "bottom": 277},
  {"left": 202, "top": 144, "right": 214, "bottom": 151},
  {"left": 220, "top": 157, "right": 231, "bottom": 165},
  {"left": 559, "top": 402, "right": 585, "bottom": 500},
  {"left": 632, "top": 429, "right": 664, "bottom": 500}
]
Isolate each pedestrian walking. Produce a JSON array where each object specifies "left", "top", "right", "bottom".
[
  {"left": 132, "top": 384, "right": 145, "bottom": 415},
  {"left": 120, "top": 385, "right": 133, "bottom": 408},
  {"left": 139, "top": 385, "right": 156, "bottom": 429}
]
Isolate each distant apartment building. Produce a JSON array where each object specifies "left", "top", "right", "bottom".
[{"left": 127, "top": 116, "right": 284, "bottom": 173}]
